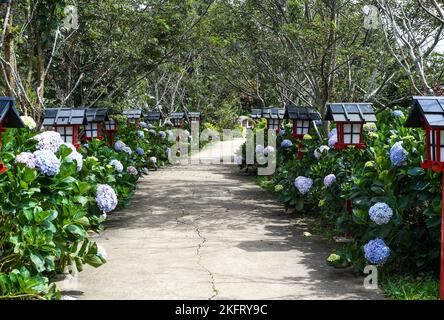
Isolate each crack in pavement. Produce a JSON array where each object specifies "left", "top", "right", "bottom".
[{"left": 176, "top": 210, "right": 219, "bottom": 300}]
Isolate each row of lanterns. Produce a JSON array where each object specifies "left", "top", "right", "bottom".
[{"left": 252, "top": 96, "right": 444, "bottom": 300}]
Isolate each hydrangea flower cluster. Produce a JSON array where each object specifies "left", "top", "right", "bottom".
[
  {"left": 15, "top": 152, "right": 36, "bottom": 169},
  {"left": 363, "top": 123, "right": 377, "bottom": 132},
  {"left": 278, "top": 129, "right": 286, "bottom": 136},
  {"left": 95, "top": 184, "right": 118, "bottom": 213},
  {"left": 364, "top": 239, "right": 391, "bottom": 265},
  {"left": 143, "top": 167, "right": 149, "bottom": 175},
  {"left": 34, "top": 149, "right": 61, "bottom": 176},
  {"left": 369, "top": 202, "right": 393, "bottom": 225},
  {"left": 294, "top": 176, "right": 313, "bottom": 195},
  {"left": 158, "top": 131, "right": 167, "bottom": 139},
  {"left": 123, "top": 146, "right": 132, "bottom": 155},
  {"left": 167, "top": 130, "right": 175, "bottom": 141},
  {"left": 323, "top": 174, "right": 336, "bottom": 187},
  {"left": 328, "top": 128, "right": 337, "bottom": 139},
  {"left": 147, "top": 123, "right": 154, "bottom": 129},
  {"left": 148, "top": 129, "right": 157, "bottom": 135},
  {"left": 34, "top": 131, "right": 64, "bottom": 152},
  {"left": 390, "top": 141, "right": 407, "bottom": 167},
  {"left": 64, "top": 143, "right": 83, "bottom": 171},
  {"left": 150, "top": 157, "right": 157, "bottom": 164},
  {"left": 274, "top": 184, "right": 284, "bottom": 192},
  {"left": 136, "top": 131, "right": 145, "bottom": 139},
  {"left": 365, "top": 161, "right": 375, "bottom": 168},
  {"left": 328, "top": 134, "right": 338, "bottom": 148},
  {"left": 281, "top": 139, "right": 293, "bottom": 148},
  {"left": 139, "top": 122, "right": 147, "bottom": 128},
  {"left": 166, "top": 147, "right": 172, "bottom": 159},
  {"left": 314, "top": 145, "right": 330, "bottom": 159},
  {"left": 303, "top": 134, "right": 312, "bottom": 140},
  {"left": 114, "top": 140, "right": 126, "bottom": 152},
  {"left": 127, "top": 166, "right": 138, "bottom": 175},
  {"left": 109, "top": 159, "right": 123, "bottom": 173},
  {"left": 136, "top": 147, "right": 144, "bottom": 156},
  {"left": 21, "top": 116, "right": 37, "bottom": 130},
  {"left": 392, "top": 110, "right": 404, "bottom": 117}
]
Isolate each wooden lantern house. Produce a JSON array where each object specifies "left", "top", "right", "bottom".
[
  {"left": 262, "top": 107, "right": 285, "bottom": 131},
  {"left": 146, "top": 111, "right": 163, "bottom": 126},
  {"left": 123, "top": 109, "right": 143, "bottom": 125},
  {"left": 84, "top": 108, "right": 109, "bottom": 142},
  {"left": 0, "top": 97, "right": 25, "bottom": 172},
  {"left": 43, "top": 108, "right": 87, "bottom": 148}
]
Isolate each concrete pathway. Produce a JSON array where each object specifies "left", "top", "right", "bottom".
[{"left": 65, "top": 139, "right": 382, "bottom": 300}]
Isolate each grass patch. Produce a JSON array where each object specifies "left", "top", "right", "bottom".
[{"left": 380, "top": 273, "right": 439, "bottom": 300}]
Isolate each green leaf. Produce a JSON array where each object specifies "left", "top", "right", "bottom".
[{"left": 64, "top": 225, "right": 87, "bottom": 238}]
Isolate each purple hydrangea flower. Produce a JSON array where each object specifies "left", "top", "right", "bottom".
[
  {"left": 15, "top": 152, "right": 36, "bottom": 169},
  {"left": 33, "top": 149, "right": 61, "bottom": 176},
  {"left": 278, "top": 129, "right": 286, "bottom": 136},
  {"left": 294, "top": 176, "right": 313, "bottom": 195},
  {"left": 323, "top": 174, "right": 336, "bottom": 187},
  {"left": 122, "top": 146, "right": 132, "bottom": 155},
  {"left": 109, "top": 159, "right": 123, "bottom": 173},
  {"left": 139, "top": 122, "right": 147, "bottom": 128},
  {"left": 392, "top": 110, "right": 404, "bottom": 117},
  {"left": 143, "top": 167, "right": 149, "bottom": 175},
  {"left": 158, "top": 131, "right": 167, "bottom": 139},
  {"left": 167, "top": 130, "right": 175, "bottom": 141},
  {"left": 328, "top": 128, "right": 337, "bottom": 140},
  {"left": 137, "top": 131, "right": 145, "bottom": 139},
  {"left": 127, "top": 166, "right": 138, "bottom": 175},
  {"left": 328, "top": 135, "right": 338, "bottom": 148},
  {"left": 281, "top": 139, "right": 293, "bottom": 148},
  {"left": 114, "top": 140, "right": 126, "bottom": 152},
  {"left": 369, "top": 202, "right": 393, "bottom": 225},
  {"left": 136, "top": 147, "right": 144, "bottom": 156},
  {"left": 364, "top": 239, "right": 391, "bottom": 265},
  {"left": 314, "top": 149, "right": 320, "bottom": 160},
  {"left": 390, "top": 141, "right": 406, "bottom": 166},
  {"left": 34, "top": 131, "right": 64, "bottom": 152},
  {"left": 95, "top": 184, "right": 118, "bottom": 213}
]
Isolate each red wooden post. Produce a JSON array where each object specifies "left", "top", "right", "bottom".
[
  {"left": 0, "top": 124, "right": 7, "bottom": 173},
  {"left": 441, "top": 171, "right": 444, "bottom": 300},
  {"left": 298, "top": 140, "right": 303, "bottom": 160}
]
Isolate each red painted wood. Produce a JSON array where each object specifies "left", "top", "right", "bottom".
[{"left": 298, "top": 140, "right": 303, "bottom": 160}]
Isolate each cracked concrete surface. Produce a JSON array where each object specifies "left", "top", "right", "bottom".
[{"left": 68, "top": 139, "right": 383, "bottom": 300}]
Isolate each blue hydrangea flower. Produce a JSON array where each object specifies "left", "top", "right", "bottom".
[
  {"left": 281, "top": 139, "right": 293, "bottom": 148},
  {"left": 34, "top": 131, "right": 64, "bottom": 152},
  {"left": 143, "top": 167, "right": 149, "bottom": 175},
  {"left": 33, "top": 149, "right": 61, "bottom": 176},
  {"left": 328, "top": 135, "right": 337, "bottom": 148},
  {"left": 314, "top": 149, "right": 320, "bottom": 160},
  {"left": 109, "top": 159, "right": 123, "bottom": 173},
  {"left": 328, "top": 128, "right": 337, "bottom": 140},
  {"left": 114, "top": 140, "right": 126, "bottom": 152},
  {"left": 323, "top": 174, "right": 336, "bottom": 187},
  {"left": 369, "top": 202, "right": 393, "bottom": 225},
  {"left": 137, "top": 131, "right": 145, "bottom": 139},
  {"left": 392, "top": 110, "right": 404, "bottom": 117},
  {"left": 15, "top": 152, "right": 36, "bottom": 169},
  {"left": 167, "top": 130, "right": 175, "bottom": 141},
  {"left": 139, "top": 122, "right": 147, "bottom": 128},
  {"left": 364, "top": 239, "right": 391, "bottom": 265},
  {"left": 123, "top": 146, "right": 132, "bottom": 155},
  {"left": 166, "top": 147, "right": 172, "bottom": 159},
  {"left": 95, "top": 184, "right": 118, "bottom": 213},
  {"left": 136, "top": 147, "right": 144, "bottom": 156},
  {"left": 158, "top": 131, "right": 167, "bottom": 139},
  {"left": 294, "top": 176, "right": 313, "bottom": 195},
  {"left": 390, "top": 141, "right": 407, "bottom": 166},
  {"left": 147, "top": 123, "right": 154, "bottom": 129},
  {"left": 278, "top": 129, "right": 286, "bottom": 136}
]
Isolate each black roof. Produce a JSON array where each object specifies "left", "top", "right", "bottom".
[
  {"left": 324, "top": 103, "right": 376, "bottom": 122},
  {"left": 262, "top": 107, "right": 285, "bottom": 119},
  {"left": 405, "top": 96, "right": 444, "bottom": 128},
  {"left": 285, "top": 106, "right": 321, "bottom": 121},
  {"left": 123, "top": 109, "right": 143, "bottom": 119},
  {"left": 170, "top": 112, "right": 185, "bottom": 120},
  {"left": 251, "top": 109, "right": 262, "bottom": 119},
  {"left": 43, "top": 108, "right": 88, "bottom": 126},
  {"left": 86, "top": 108, "right": 109, "bottom": 122},
  {"left": 188, "top": 112, "right": 201, "bottom": 118},
  {"left": 146, "top": 111, "right": 163, "bottom": 121},
  {"left": 0, "top": 97, "right": 25, "bottom": 128}
]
